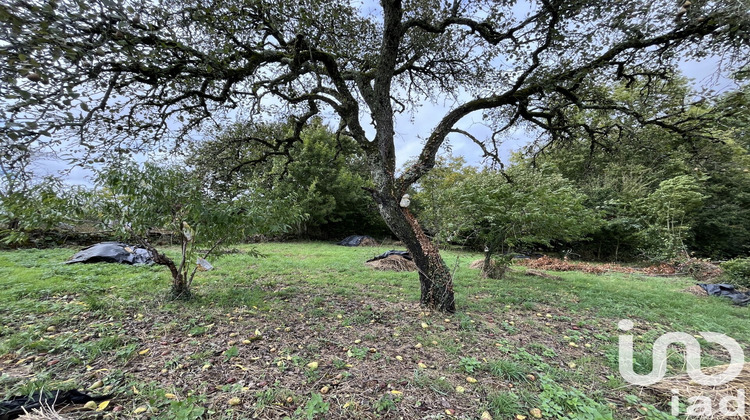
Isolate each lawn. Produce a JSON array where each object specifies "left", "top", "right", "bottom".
[{"left": 1, "top": 242, "right": 747, "bottom": 419}]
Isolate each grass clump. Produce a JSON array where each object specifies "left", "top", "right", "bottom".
[
  {"left": 486, "top": 359, "right": 529, "bottom": 382},
  {"left": 486, "top": 391, "right": 523, "bottom": 419}
]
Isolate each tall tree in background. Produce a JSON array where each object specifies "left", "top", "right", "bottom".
[
  {"left": 2, "top": 0, "right": 748, "bottom": 312},
  {"left": 188, "top": 119, "right": 388, "bottom": 239},
  {"left": 533, "top": 77, "right": 750, "bottom": 260}
]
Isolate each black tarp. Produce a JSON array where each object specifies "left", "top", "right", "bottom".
[
  {"left": 366, "top": 250, "right": 412, "bottom": 262},
  {"left": 66, "top": 242, "right": 153, "bottom": 265},
  {"left": 337, "top": 235, "right": 375, "bottom": 246},
  {"left": 1, "top": 390, "right": 111, "bottom": 420},
  {"left": 698, "top": 283, "right": 750, "bottom": 306}
]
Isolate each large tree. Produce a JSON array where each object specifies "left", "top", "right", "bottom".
[{"left": 2, "top": 0, "right": 748, "bottom": 312}]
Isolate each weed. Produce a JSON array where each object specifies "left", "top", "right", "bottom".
[
  {"left": 456, "top": 313, "right": 477, "bottom": 331},
  {"left": 501, "top": 321, "right": 519, "bottom": 334},
  {"left": 459, "top": 356, "right": 482, "bottom": 373},
  {"left": 297, "top": 393, "right": 329, "bottom": 419},
  {"left": 332, "top": 359, "right": 348, "bottom": 369},
  {"left": 187, "top": 325, "right": 210, "bottom": 336},
  {"left": 311, "top": 296, "right": 326, "bottom": 307},
  {"left": 528, "top": 343, "right": 557, "bottom": 358},
  {"left": 624, "top": 394, "right": 678, "bottom": 420},
  {"left": 512, "top": 348, "right": 552, "bottom": 372},
  {"left": 538, "top": 377, "right": 614, "bottom": 420},
  {"left": 411, "top": 370, "right": 453, "bottom": 395},
  {"left": 374, "top": 395, "right": 397, "bottom": 413},
  {"left": 167, "top": 395, "right": 207, "bottom": 420},
  {"left": 305, "top": 368, "right": 320, "bottom": 383},
  {"left": 223, "top": 346, "right": 239, "bottom": 362},
  {"left": 82, "top": 295, "right": 108, "bottom": 312},
  {"left": 115, "top": 342, "right": 138, "bottom": 361},
  {"left": 252, "top": 387, "right": 280, "bottom": 416},
  {"left": 189, "top": 349, "right": 214, "bottom": 361},
  {"left": 346, "top": 346, "right": 368, "bottom": 360}
]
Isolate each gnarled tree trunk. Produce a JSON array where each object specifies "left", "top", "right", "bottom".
[
  {"left": 371, "top": 189, "right": 455, "bottom": 313},
  {"left": 144, "top": 242, "right": 189, "bottom": 299}
]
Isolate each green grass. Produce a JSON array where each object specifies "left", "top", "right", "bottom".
[{"left": 0, "top": 242, "right": 747, "bottom": 419}]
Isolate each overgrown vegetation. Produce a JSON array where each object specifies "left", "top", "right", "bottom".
[
  {"left": 722, "top": 257, "right": 750, "bottom": 288},
  {"left": 96, "top": 161, "right": 301, "bottom": 298},
  {"left": 1, "top": 243, "right": 747, "bottom": 418}
]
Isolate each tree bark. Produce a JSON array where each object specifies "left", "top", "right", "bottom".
[
  {"left": 144, "top": 243, "right": 189, "bottom": 299},
  {"left": 370, "top": 188, "right": 455, "bottom": 313}
]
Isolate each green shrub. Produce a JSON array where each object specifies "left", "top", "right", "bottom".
[{"left": 722, "top": 257, "right": 750, "bottom": 288}]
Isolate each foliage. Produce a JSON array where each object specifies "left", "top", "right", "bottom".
[
  {"left": 189, "top": 119, "right": 387, "bottom": 238},
  {"left": 96, "top": 161, "right": 300, "bottom": 297},
  {"left": 297, "top": 393, "right": 329, "bottom": 420},
  {"left": 0, "top": 175, "right": 83, "bottom": 245},
  {"left": 537, "top": 378, "right": 614, "bottom": 420},
  {"left": 636, "top": 175, "right": 707, "bottom": 260},
  {"left": 431, "top": 164, "right": 600, "bottom": 259},
  {"left": 410, "top": 154, "right": 477, "bottom": 242},
  {"left": 721, "top": 257, "right": 750, "bottom": 288},
  {"left": 531, "top": 78, "right": 750, "bottom": 260}
]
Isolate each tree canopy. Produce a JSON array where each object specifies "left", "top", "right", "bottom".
[
  {"left": 531, "top": 78, "right": 750, "bottom": 260},
  {"left": 2, "top": 0, "right": 748, "bottom": 311},
  {"left": 188, "top": 118, "right": 388, "bottom": 238}
]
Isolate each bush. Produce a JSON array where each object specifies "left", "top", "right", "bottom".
[{"left": 721, "top": 257, "right": 750, "bottom": 288}]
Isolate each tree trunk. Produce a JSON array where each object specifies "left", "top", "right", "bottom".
[
  {"left": 144, "top": 243, "right": 190, "bottom": 299},
  {"left": 483, "top": 249, "right": 493, "bottom": 278},
  {"left": 372, "top": 192, "right": 455, "bottom": 313}
]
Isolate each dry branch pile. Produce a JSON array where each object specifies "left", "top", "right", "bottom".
[
  {"left": 517, "top": 256, "right": 637, "bottom": 274},
  {"left": 357, "top": 237, "right": 379, "bottom": 247},
  {"left": 682, "top": 285, "right": 710, "bottom": 297},
  {"left": 364, "top": 255, "right": 417, "bottom": 272},
  {"left": 647, "top": 362, "right": 750, "bottom": 417},
  {"left": 468, "top": 259, "right": 485, "bottom": 270}
]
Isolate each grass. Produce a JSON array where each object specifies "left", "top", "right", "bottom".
[{"left": 0, "top": 241, "right": 748, "bottom": 419}]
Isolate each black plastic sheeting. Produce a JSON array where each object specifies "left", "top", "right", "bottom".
[
  {"left": 66, "top": 242, "right": 153, "bottom": 265},
  {"left": 366, "top": 250, "right": 412, "bottom": 262},
  {"left": 337, "top": 235, "right": 375, "bottom": 246},
  {"left": 1, "top": 390, "right": 111, "bottom": 420},
  {"left": 698, "top": 283, "right": 750, "bottom": 306}
]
